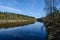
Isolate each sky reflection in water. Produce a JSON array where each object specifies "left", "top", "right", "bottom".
[{"left": 0, "top": 22, "right": 47, "bottom": 40}]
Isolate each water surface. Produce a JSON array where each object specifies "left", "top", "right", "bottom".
[{"left": 0, "top": 22, "right": 47, "bottom": 40}]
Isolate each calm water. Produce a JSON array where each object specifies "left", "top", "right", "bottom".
[{"left": 0, "top": 22, "right": 47, "bottom": 40}]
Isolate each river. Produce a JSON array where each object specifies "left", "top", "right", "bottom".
[{"left": 0, "top": 22, "right": 47, "bottom": 40}]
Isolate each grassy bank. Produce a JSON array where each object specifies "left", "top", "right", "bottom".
[
  {"left": 0, "top": 20, "right": 35, "bottom": 28},
  {"left": 37, "top": 13, "right": 60, "bottom": 40},
  {"left": 0, "top": 12, "right": 36, "bottom": 28},
  {"left": 0, "top": 12, "right": 35, "bottom": 20}
]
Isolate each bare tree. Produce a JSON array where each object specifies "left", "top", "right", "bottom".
[{"left": 44, "top": 0, "right": 60, "bottom": 15}]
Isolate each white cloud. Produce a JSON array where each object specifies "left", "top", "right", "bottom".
[{"left": 0, "top": 5, "right": 23, "bottom": 14}]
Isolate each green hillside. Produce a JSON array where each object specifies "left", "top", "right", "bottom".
[
  {"left": 0, "top": 12, "right": 36, "bottom": 28},
  {"left": 0, "top": 12, "right": 35, "bottom": 20}
]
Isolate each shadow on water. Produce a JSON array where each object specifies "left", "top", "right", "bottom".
[{"left": 0, "top": 22, "right": 47, "bottom": 40}]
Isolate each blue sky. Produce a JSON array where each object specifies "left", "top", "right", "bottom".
[{"left": 0, "top": 0, "right": 46, "bottom": 18}]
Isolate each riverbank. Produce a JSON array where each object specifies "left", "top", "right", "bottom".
[
  {"left": 37, "top": 13, "right": 60, "bottom": 40},
  {"left": 0, "top": 20, "right": 35, "bottom": 28},
  {"left": 0, "top": 12, "right": 36, "bottom": 28}
]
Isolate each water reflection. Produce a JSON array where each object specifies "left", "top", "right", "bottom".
[{"left": 0, "top": 22, "right": 47, "bottom": 40}]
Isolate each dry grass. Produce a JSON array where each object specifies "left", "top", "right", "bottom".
[{"left": 0, "top": 20, "right": 35, "bottom": 28}]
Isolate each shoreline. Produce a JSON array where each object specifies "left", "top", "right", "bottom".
[{"left": 0, "top": 20, "right": 36, "bottom": 28}]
